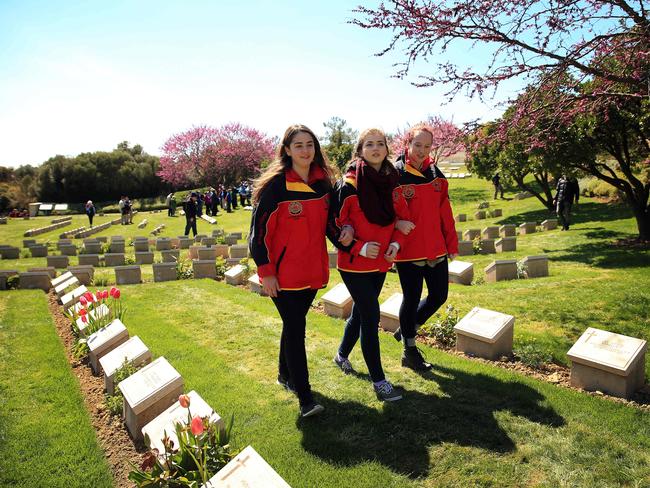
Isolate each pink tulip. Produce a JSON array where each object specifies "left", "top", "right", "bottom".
[
  {"left": 110, "top": 287, "right": 118, "bottom": 298},
  {"left": 178, "top": 394, "right": 190, "bottom": 408},
  {"left": 190, "top": 416, "right": 204, "bottom": 436},
  {"left": 83, "top": 292, "right": 94, "bottom": 303},
  {"left": 102, "top": 290, "right": 109, "bottom": 299},
  {"left": 81, "top": 315, "right": 88, "bottom": 323},
  {"left": 79, "top": 296, "right": 87, "bottom": 306},
  {"left": 113, "top": 288, "right": 121, "bottom": 299}
]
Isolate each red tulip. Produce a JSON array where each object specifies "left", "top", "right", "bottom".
[
  {"left": 79, "top": 296, "right": 88, "bottom": 306},
  {"left": 110, "top": 287, "right": 118, "bottom": 298},
  {"left": 178, "top": 394, "right": 190, "bottom": 408},
  {"left": 102, "top": 290, "right": 109, "bottom": 299},
  {"left": 79, "top": 308, "right": 87, "bottom": 316},
  {"left": 81, "top": 315, "right": 88, "bottom": 323},
  {"left": 83, "top": 292, "right": 94, "bottom": 303},
  {"left": 113, "top": 288, "right": 121, "bottom": 299},
  {"left": 190, "top": 415, "right": 204, "bottom": 436}
]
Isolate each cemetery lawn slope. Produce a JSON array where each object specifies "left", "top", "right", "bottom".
[
  {"left": 121, "top": 280, "right": 650, "bottom": 488},
  {"left": 0, "top": 291, "right": 113, "bottom": 488}
]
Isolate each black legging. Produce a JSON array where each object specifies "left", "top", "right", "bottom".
[
  {"left": 184, "top": 217, "right": 197, "bottom": 236},
  {"left": 396, "top": 258, "right": 449, "bottom": 340},
  {"left": 272, "top": 288, "right": 318, "bottom": 406},
  {"left": 338, "top": 271, "right": 386, "bottom": 382}
]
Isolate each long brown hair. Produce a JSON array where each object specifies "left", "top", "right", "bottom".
[{"left": 252, "top": 124, "right": 336, "bottom": 205}]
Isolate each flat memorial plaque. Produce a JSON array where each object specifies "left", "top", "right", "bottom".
[
  {"left": 51, "top": 271, "right": 74, "bottom": 288},
  {"left": 567, "top": 327, "right": 647, "bottom": 375},
  {"left": 454, "top": 306, "right": 514, "bottom": 343},
  {"left": 448, "top": 260, "right": 473, "bottom": 276},
  {"left": 205, "top": 445, "right": 291, "bottom": 488},
  {"left": 119, "top": 357, "right": 183, "bottom": 416},
  {"left": 321, "top": 282, "right": 352, "bottom": 307},
  {"left": 60, "top": 285, "right": 88, "bottom": 309},
  {"left": 100, "top": 336, "right": 152, "bottom": 394},
  {"left": 55, "top": 276, "right": 79, "bottom": 296},
  {"left": 380, "top": 293, "right": 402, "bottom": 320}
]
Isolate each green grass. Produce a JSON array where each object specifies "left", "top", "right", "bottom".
[{"left": 0, "top": 291, "right": 113, "bottom": 488}]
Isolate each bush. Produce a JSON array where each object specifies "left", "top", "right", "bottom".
[
  {"left": 515, "top": 342, "right": 553, "bottom": 370},
  {"left": 581, "top": 177, "right": 623, "bottom": 201},
  {"left": 176, "top": 257, "right": 194, "bottom": 279},
  {"left": 419, "top": 304, "right": 459, "bottom": 348},
  {"left": 517, "top": 260, "right": 528, "bottom": 279},
  {"left": 105, "top": 360, "right": 141, "bottom": 416},
  {"left": 215, "top": 256, "right": 227, "bottom": 279},
  {"left": 6, "top": 275, "right": 18, "bottom": 290},
  {"left": 477, "top": 201, "right": 490, "bottom": 209}
]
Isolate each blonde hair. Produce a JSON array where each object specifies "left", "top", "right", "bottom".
[{"left": 352, "top": 128, "right": 392, "bottom": 170}]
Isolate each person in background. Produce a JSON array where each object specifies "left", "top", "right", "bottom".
[
  {"left": 166, "top": 192, "right": 174, "bottom": 216},
  {"left": 492, "top": 173, "right": 504, "bottom": 200},
  {"left": 85, "top": 200, "right": 96, "bottom": 227},
  {"left": 239, "top": 181, "right": 247, "bottom": 207},
  {"left": 554, "top": 174, "right": 580, "bottom": 230},
  {"left": 210, "top": 188, "right": 219, "bottom": 216},
  {"left": 204, "top": 190, "right": 212, "bottom": 216},
  {"left": 183, "top": 192, "right": 199, "bottom": 237}
]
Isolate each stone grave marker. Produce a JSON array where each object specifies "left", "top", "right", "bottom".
[
  {"left": 29, "top": 244, "right": 48, "bottom": 257},
  {"left": 455, "top": 214, "right": 467, "bottom": 222},
  {"left": 19, "top": 271, "right": 52, "bottom": 291},
  {"left": 104, "top": 253, "right": 126, "bottom": 267},
  {"left": 474, "top": 210, "right": 486, "bottom": 220},
  {"left": 194, "top": 234, "right": 208, "bottom": 243},
  {"left": 230, "top": 231, "right": 243, "bottom": 239},
  {"left": 119, "top": 357, "right": 184, "bottom": 442},
  {"left": 518, "top": 222, "right": 537, "bottom": 235},
  {"left": 454, "top": 306, "right": 515, "bottom": 360},
  {"left": 100, "top": 336, "right": 152, "bottom": 395},
  {"left": 155, "top": 238, "right": 172, "bottom": 251},
  {"left": 479, "top": 239, "right": 496, "bottom": 254},
  {"left": 204, "top": 446, "right": 291, "bottom": 488},
  {"left": 28, "top": 266, "right": 56, "bottom": 278},
  {"left": 225, "top": 264, "right": 245, "bottom": 285},
  {"left": 321, "top": 282, "right": 353, "bottom": 319},
  {"left": 83, "top": 241, "right": 102, "bottom": 254},
  {"left": 161, "top": 249, "right": 180, "bottom": 263},
  {"left": 521, "top": 255, "right": 549, "bottom": 278},
  {"left": 495, "top": 237, "right": 516, "bottom": 253},
  {"left": 448, "top": 260, "right": 474, "bottom": 285},
  {"left": 0, "top": 269, "right": 18, "bottom": 290},
  {"left": 224, "top": 235, "right": 238, "bottom": 246},
  {"left": 193, "top": 260, "right": 217, "bottom": 279},
  {"left": 484, "top": 259, "right": 517, "bottom": 282},
  {"left": 248, "top": 273, "right": 267, "bottom": 296},
  {"left": 567, "top": 327, "right": 647, "bottom": 399},
  {"left": 0, "top": 246, "right": 19, "bottom": 259},
  {"left": 212, "top": 229, "right": 225, "bottom": 237},
  {"left": 115, "top": 265, "right": 142, "bottom": 285},
  {"left": 213, "top": 244, "right": 229, "bottom": 258},
  {"left": 457, "top": 240, "right": 473, "bottom": 256},
  {"left": 197, "top": 247, "right": 218, "bottom": 260},
  {"left": 188, "top": 245, "right": 201, "bottom": 260},
  {"left": 226, "top": 258, "right": 240, "bottom": 266},
  {"left": 456, "top": 230, "right": 463, "bottom": 242},
  {"left": 201, "top": 237, "right": 216, "bottom": 246},
  {"left": 109, "top": 241, "right": 125, "bottom": 253},
  {"left": 481, "top": 226, "right": 499, "bottom": 239},
  {"left": 463, "top": 229, "right": 480, "bottom": 241},
  {"left": 177, "top": 236, "right": 192, "bottom": 249},
  {"left": 142, "top": 390, "right": 224, "bottom": 454},
  {"left": 55, "top": 276, "right": 79, "bottom": 298},
  {"left": 60, "top": 285, "right": 88, "bottom": 309},
  {"left": 60, "top": 244, "right": 77, "bottom": 256},
  {"left": 499, "top": 224, "right": 516, "bottom": 237},
  {"left": 68, "top": 265, "right": 94, "bottom": 285},
  {"left": 153, "top": 262, "right": 177, "bottom": 282},
  {"left": 328, "top": 250, "right": 337, "bottom": 269},
  {"left": 79, "top": 254, "right": 101, "bottom": 266},
  {"left": 134, "top": 240, "right": 149, "bottom": 252},
  {"left": 57, "top": 239, "right": 72, "bottom": 249},
  {"left": 379, "top": 293, "right": 402, "bottom": 332},
  {"left": 200, "top": 214, "right": 217, "bottom": 224},
  {"left": 76, "top": 303, "right": 110, "bottom": 336},
  {"left": 51, "top": 270, "right": 73, "bottom": 288},
  {"left": 22, "top": 239, "right": 36, "bottom": 248},
  {"left": 490, "top": 209, "right": 503, "bottom": 217},
  {"left": 135, "top": 251, "right": 154, "bottom": 265},
  {"left": 541, "top": 219, "right": 558, "bottom": 231},
  {"left": 229, "top": 245, "right": 248, "bottom": 259}
]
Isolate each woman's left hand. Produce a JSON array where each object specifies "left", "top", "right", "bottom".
[
  {"left": 384, "top": 243, "right": 399, "bottom": 262},
  {"left": 448, "top": 253, "right": 458, "bottom": 261}
]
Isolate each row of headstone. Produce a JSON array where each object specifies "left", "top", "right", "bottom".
[
  {"left": 150, "top": 223, "right": 165, "bottom": 236},
  {"left": 24, "top": 219, "right": 72, "bottom": 237},
  {"left": 485, "top": 256, "right": 549, "bottom": 282},
  {"left": 201, "top": 214, "right": 217, "bottom": 224},
  {"left": 51, "top": 216, "right": 72, "bottom": 224},
  {"left": 137, "top": 219, "right": 148, "bottom": 229},
  {"left": 60, "top": 225, "right": 86, "bottom": 238}
]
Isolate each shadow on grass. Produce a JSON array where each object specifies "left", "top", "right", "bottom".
[
  {"left": 542, "top": 238, "right": 650, "bottom": 268},
  {"left": 449, "top": 188, "right": 491, "bottom": 204},
  {"left": 497, "top": 202, "right": 632, "bottom": 227},
  {"left": 297, "top": 364, "right": 564, "bottom": 479}
]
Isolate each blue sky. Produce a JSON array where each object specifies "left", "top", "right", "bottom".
[{"left": 0, "top": 0, "right": 505, "bottom": 167}]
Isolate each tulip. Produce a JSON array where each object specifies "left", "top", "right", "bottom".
[
  {"left": 79, "top": 296, "right": 88, "bottom": 306},
  {"left": 190, "top": 415, "right": 204, "bottom": 436},
  {"left": 102, "top": 290, "right": 109, "bottom": 299},
  {"left": 110, "top": 287, "right": 118, "bottom": 298},
  {"left": 113, "top": 288, "right": 121, "bottom": 299},
  {"left": 78, "top": 308, "right": 87, "bottom": 316},
  {"left": 83, "top": 292, "right": 94, "bottom": 303},
  {"left": 81, "top": 315, "right": 88, "bottom": 323},
  {"left": 178, "top": 394, "right": 190, "bottom": 408}
]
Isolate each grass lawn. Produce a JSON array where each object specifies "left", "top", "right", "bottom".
[{"left": 0, "top": 291, "right": 113, "bottom": 488}]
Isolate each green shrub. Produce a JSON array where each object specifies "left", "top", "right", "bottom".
[
  {"left": 177, "top": 257, "right": 194, "bottom": 280},
  {"left": 419, "top": 304, "right": 459, "bottom": 348},
  {"left": 516, "top": 260, "right": 528, "bottom": 279},
  {"left": 105, "top": 360, "right": 141, "bottom": 416},
  {"left": 6, "top": 275, "right": 18, "bottom": 290},
  {"left": 215, "top": 256, "right": 227, "bottom": 279},
  {"left": 515, "top": 342, "right": 553, "bottom": 369}
]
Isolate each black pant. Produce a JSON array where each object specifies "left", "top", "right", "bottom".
[
  {"left": 87, "top": 214, "right": 93, "bottom": 226},
  {"left": 272, "top": 288, "right": 318, "bottom": 406},
  {"left": 338, "top": 271, "right": 386, "bottom": 382},
  {"left": 557, "top": 200, "right": 572, "bottom": 229},
  {"left": 184, "top": 217, "right": 197, "bottom": 236},
  {"left": 168, "top": 206, "right": 173, "bottom": 216},
  {"left": 396, "top": 258, "right": 449, "bottom": 340}
]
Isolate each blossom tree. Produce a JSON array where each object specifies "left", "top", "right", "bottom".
[{"left": 390, "top": 115, "right": 464, "bottom": 165}]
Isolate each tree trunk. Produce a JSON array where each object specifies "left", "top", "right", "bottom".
[
  {"left": 632, "top": 205, "right": 650, "bottom": 241},
  {"left": 513, "top": 175, "right": 555, "bottom": 211}
]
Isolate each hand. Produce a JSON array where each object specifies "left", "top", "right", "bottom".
[
  {"left": 365, "top": 242, "right": 380, "bottom": 259},
  {"left": 339, "top": 225, "right": 354, "bottom": 246},
  {"left": 448, "top": 253, "right": 458, "bottom": 261},
  {"left": 395, "top": 220, "right": 415, "bottom": 235},
  {"left": 261, "top": 275, "right": 280, "bottom": 298},
  {"left": 384, "top": 243, "right": 399, "bottom": 262}
]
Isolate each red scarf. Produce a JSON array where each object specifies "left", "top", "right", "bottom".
[
  {"left": 404, "top": 148, "right": 433, "bottom": 173},
  {"left": 350, "top": 159, "right": 398, "bottom": 226}
]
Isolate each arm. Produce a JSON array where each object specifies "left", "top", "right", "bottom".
[
  {"left": 326, "top": 181, "right": 357, "bottom": 253},
  {"left": 248, "top": 184, "right": 280, "bottom": 280},
  {"left": 390, "top": 186, "right": 413, "bottom": 248}
]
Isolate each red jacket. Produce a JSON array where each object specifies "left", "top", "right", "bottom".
[
  {"left": 249, "top": 166, "right": 334, "bottom": 290},
  {"left": 329, "top": 165, "right": 411, "bottom": 273},
  {"left": 394, "top": 158, "right": 458, "bottom": 261}
]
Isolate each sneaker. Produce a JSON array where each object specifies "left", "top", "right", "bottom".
[
  {"left": 374, "top": 381, "right": 402, "bottom": 402},
  {"left": 393, "top": 327, "right": 402, "bottom": 342},
  {"left": 277, "top": 374, "right": 296, "bottom": 393},
  {"left": 300, "top": 402, "right": 325, "bottom": 418},
  {"left": 333, "top": 355, "right": 354, "bottom": 374},
  {"left": 401, "top": 346, "right": 432, "bottom": 371}
]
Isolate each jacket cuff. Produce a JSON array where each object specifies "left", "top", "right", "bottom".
[
  {"left": 256, "top": 263, "right": 276, "bottom": 279},
  {"left": 350, "top": 239, "right": 364, "bottom": 256}
]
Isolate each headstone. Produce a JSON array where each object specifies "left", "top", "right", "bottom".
[
  {"left": 484, "top": 259, "right": 517, "bottom": 282},
  {"left": 155, "top": 238, "right": 172, "bottom": 251},
  {"left": 328, "top": 250, "right": 337, "bottom": 269},
  {"left": 96, "top": 236, "right": 108, "bottom": 243},
  {"left": 198, "top": 247, "right": 218, "bottom": 260},
  {"left": 521, "top": 255, "right": 549, "bottom": 278},
  {"left": 518, "top": 222, "right": 537, "bottom": 235},
  {"left": 100, "top": 336, "right": 152, "bottom": 395},
  {"left": 495, "top": 237, "right": 517, "bottom": 253},
  {"left": 28, "top": 202, "right": 41, "bottom": 217},
  {"left": 29, "top": 244, "right": 48, "bottom": 258},
  {"left": 456, "top": 230, "right": 463, "bottom": 242},
  {"left": 135, "top": 252, "right": 154, "bottom": 265},
  {"left": 134, "top": 240, "right": 150, "bottom": 252},
  {"left": 142, "top": 390, "right": 224, "bottom": 454},
  {"left": 499, "top": 225, "right": 517, "bottom": 238},
  {"left": 0, "top": 246, "right": 19, "bottom": 259},
  {"left": 204, "top": 446, "right": 291, "bottom": 488},
  {"left": 454, "top": 306, "right": 515, "bottom": 360},
  {"left": 22, "top": 239, "right": 36, "bottom": 248},
  {"left": 83, "top": 242, "right": 102, "bottom": 254},
  {"left": 153, "top": 262, "right": 177, "bottom": 282},
  {"left": 321, "top": 283, "right": 353, "bottom": 319},
  {"left": 0, "top": 217, "right": 6, "bottom": 224},
  {"left": 213, "top": 244, "right": 229, "bottom": 258},
  {"left": 457, "top": 240, "right": 473, "bottom": 256},
  {"left": 463, "top": 229, "right": 480, "bottom": 241},
  {"left": 60, "top": 244, "right": 77, "bottom": 256},
  {"left": 448, "top": 260, "right": 474, "bottom": 285},
  {"left": 479, "top": 239, "right": 496, "bottom": 254},
  {"left": 115, "top": 265, "right": 142, "bottom": 285},
  {"left": 541, "top": 219, "right": 558, "bottom": 231},
  {"left": 567, "top": 327, "right": 647, "bottom": 399},
  {"left": 51, "top": 270, "right": 74, "bottom": 288},
  {"left": 248, "top": 273, "right": 267, "bottom": 296},
  {"left": 225, "top": 264, "right": 245, "bottom": 285},
  {"left": 76, "top": 303, "right": 110, "bottom": 337},
  {"left": 224, "top": 235, "right": 238, "bottom": 246},
  {"left": 455, "top": 214, "right": 467, "bottom": 222},
  {"left": 490, "top": 209, "right": 503, "bottom": 217},
  {"left": 60, "top": 285, "right": 88, "bottom": 309},
  {"left": 201, "top": 237, "right": 216, "bottom": 247},
  {"left": 200, "top": 214, "right": 217, "bottom": 224},
  {"left": 211, "top": 229, "right": 225, "bottom": 237},
  {"left": 104, "top": 253, "right": 126, "bottom": 267},
  {"left": 109, "top": 241, "right": 126, "bottom": 253},
  {"left": 226, "top": 258, "right": 241, "bottom": 266},
  {"left": 229, "top": 245, "right": 248, "bottom": 259},
  {"left": 474, "top": 210, "right": 486, "bottom": 220},
  {"left": 88, "top": 320, "right": 129, "bottom": 374},
  {"left": 481, "top": 226, "right": 499, "bottom": 239},
  {"left": 177, "top": 236, "right": 193, "bottom": 249},
  {"left": 193, "top": 260, "right": 217, "bottom": 279},
  {"left": 119, "top": 357, "right": 184, "bottom": 442},
  {"left": 161, "top": 249, "right": 180, "bottom": 263},
  {"left": 194, "top": 234, "right": 208, "bottom": 243},
  {"left": 79, "top": 254, "right": 101, "bottom": 266},
  {"left": 19, "top": 271, "right": 51, "bottom": 291},
  {"left": 57, "top": 239, "right": 72, "bottom": 249},
  {"left": 0, "top": 269, "right": 18, "bottom": 290},
  {"left": 188, "top": 245, "right": 201, "bottom": 260},
  {"left": 55, "top": 276, "right": 79, "bottom": 298},
  {"left": 27, "top": 266, "right": 56, "bottom": 278},
  {"left": 230, "top": 232, "right": 243, "bottom": 239},
  {"left": 68, "top": 265, "right": 94, "bottom": 285},
  {"left": 379, "top": 293, "right": 402, "bottom": 332}
]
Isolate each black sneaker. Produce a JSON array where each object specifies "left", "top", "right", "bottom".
[
  {"left": 277, "top": 374, "right": 296, "bottom": 393},
  {"left": 374, "top": 381, "right": 402, "bottom": 402},
  {"left": 300, "top": 402, "right": 325, "bottom": 418},
  {"left": 333, "top": 355, "right": 354, "bottom": 374},
  {"left": 393, "top": 327, "right": 402, "bottom": 342},
  {"left": 401, "top": 346, "right": 432, "bottom": 371}
]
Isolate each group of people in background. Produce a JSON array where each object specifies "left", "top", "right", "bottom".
[
  {"left": 249, "top": 123, "right": 458, "bottom": 418},
  {"left": 118, "top": 196, "right": 133, "bottom": 225}
]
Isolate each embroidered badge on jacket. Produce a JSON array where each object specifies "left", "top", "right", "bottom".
[
  {"left": 288, "top": 201, "right": 303, "bottom": 216},
  {"left": 402, "top": 185, "right": 416, "bottom": 199}
]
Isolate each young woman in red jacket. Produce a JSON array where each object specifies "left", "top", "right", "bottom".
[
  {"left": 393, "top": 124, "right": 459, "bottom": 370},
  {"left": 249, "top": 124, "right": 352, "bottom": 418},
  {"left": 329, "top": 128, "right": 414, "bottom": 401}
]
